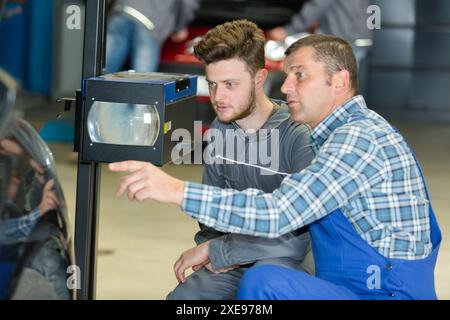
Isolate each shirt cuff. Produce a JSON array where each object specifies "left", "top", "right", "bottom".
[
  {"left": 208, "top": 237, "right": 230, "bottom": 271},
  {"left": 181, "top": 181, "right": 199, "bottom": 217},
  {"left": 181, "top": 181, "right": 215, "bottom": 220}
]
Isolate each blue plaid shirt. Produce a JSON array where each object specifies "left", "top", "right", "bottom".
[
  {"left": 182, "top": 95, "right": 432, "bottom": 260},
  {"left": 0, "top": 206, "right": 41, "bottom": 242}
]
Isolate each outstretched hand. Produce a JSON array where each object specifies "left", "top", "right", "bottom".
[{"left": 109, "top": 161, "right": 185, "bottom": 205}]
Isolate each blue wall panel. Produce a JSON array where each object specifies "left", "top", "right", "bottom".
[
  {"left": 27, "top": 0, "right": 54, "bottom": 95},
  {"left": 0, "top": 3, "right": 28, "bottom": 84},
  {"left": 0, "top": 0, "right": 53, "bottom": 94}
]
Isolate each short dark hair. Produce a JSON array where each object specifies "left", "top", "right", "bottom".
[
  {"left": 285, "top": 34, "right": 358, "bottom": 94},
  {"left": 193, "top": 19, "right": 266, "bottom": 76}
]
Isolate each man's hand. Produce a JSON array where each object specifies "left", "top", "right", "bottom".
[
  {"left": 109, "top": 161, "right": 185, "bottom": 206},
  {"left": 269, "top": 27, "right": 287, "bottom": 41},
  {"left": 173, "top": 241, "right": 241, "bottom": 283},
  {"left": 204, "top": 263, "right": 239, "bottom": 274},
  {"left": 39, "top": 179, "right": 58, "bottom": 216},
  {"left": 174, "top": 241, "right": 210, "bottom": 283}
]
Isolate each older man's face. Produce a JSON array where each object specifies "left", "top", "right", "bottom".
[{"left": 281, "top": 46, "right": 337, "bottom": 129}]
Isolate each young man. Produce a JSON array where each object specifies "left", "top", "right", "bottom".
[
  {"left": 166, "top": 20, "right": 315, "bottom": 300},
  {"left": 110, "top": 34, "right": 441, "bottom": 300}
]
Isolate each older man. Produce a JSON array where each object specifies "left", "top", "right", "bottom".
[{"left": 110, "top": 34, "right": 441, "bottom": 300}]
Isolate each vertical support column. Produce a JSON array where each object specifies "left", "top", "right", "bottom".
[{"left": 74, "top": 0, "right": 106, "bottom": 300}]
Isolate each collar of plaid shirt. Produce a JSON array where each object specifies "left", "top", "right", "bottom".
[{"left": 310, "top": 95, "right": 368, "bottom": 152}]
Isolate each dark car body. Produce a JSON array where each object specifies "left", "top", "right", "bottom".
[{"left": 0, "top": 68, "right": 74, "bottom": 300}]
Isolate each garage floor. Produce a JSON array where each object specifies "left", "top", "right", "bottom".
[{"left": 24, "top": 100, "right": 450, "bottom": 300}]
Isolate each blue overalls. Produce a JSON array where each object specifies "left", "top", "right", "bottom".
[{"left": 237, "top": 124, "right": 442, "bottom": 300}]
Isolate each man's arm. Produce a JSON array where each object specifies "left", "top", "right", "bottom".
[
  {"left": 207, "top": 228, "right": 310, "bottom": 270},
  {"left": 180, "top": 126, "right": 385, "bottom": 237},
  {"left": 110, "top": 126, "right": 385, "bottom": 238},
  {"left": 173, "top": 229, "right": 310, "bottom": 280},
  {"left": 172, "top": 0, "right": 200, "bottom": 33}
]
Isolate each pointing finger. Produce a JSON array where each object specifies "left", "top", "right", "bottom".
[
  {"left": 115, "top": 170, "right": 149, "bottom": 197},
  {"left": 109, "top": 161, "right": 150, "bottom": 173}
]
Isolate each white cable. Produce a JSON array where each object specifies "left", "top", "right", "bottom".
[
  {"left": 121, "top": 5, "right": 155, "bottom": 31},
  {"left": 214, "top": 155, "right": 290, "bottom": 176}
]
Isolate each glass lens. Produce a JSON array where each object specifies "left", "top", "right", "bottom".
[{"left": 88, "top": 102, "right": 160, "bottom": 146}]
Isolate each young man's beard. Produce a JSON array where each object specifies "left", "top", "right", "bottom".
[{"left": 215, "top": 84, "right": 256, "bottom": 124}]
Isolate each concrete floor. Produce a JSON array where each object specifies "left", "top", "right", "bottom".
[{"left": 23, "top": 100, "right": 450, "bottom": 299}]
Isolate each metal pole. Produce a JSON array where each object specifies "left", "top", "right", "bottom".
[{"left": 74, "top": 0, "right": 106, "bottom": 300}]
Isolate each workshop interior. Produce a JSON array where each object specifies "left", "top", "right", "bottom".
[{"left": 0, "top": 0, "right": 449, "bottom": 300}]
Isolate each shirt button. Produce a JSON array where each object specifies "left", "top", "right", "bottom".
[{"left": 386, "top": 263, "right": 393, "bottom": 270}]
